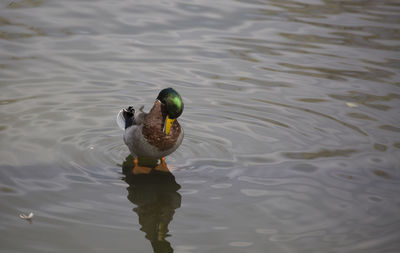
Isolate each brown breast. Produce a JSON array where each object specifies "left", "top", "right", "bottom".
[{"left": 142, "top": 100, "right": 181, "bottom": 151}]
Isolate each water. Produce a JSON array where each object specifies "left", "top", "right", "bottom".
[{"left": 1, "top": 0, "right": 400, "bottom": 252}]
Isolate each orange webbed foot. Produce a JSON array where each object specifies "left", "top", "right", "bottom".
[
  {"left": 132, "top": 157, "right": 152, "bottom": 175},
  {"left": 155, "top": 157, "right": 171, "bottom": 173}
]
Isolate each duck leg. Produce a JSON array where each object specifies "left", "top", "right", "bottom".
[
  {"left": 132, "top": 157, "right": 152, "bottom": 174},
  {"left": 155, "top": 157, "right": 170, "bottom": 173}
]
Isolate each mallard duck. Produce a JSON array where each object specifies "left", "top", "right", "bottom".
[{"left": 117, "top": 88, "right": 184, "bottom": 174}]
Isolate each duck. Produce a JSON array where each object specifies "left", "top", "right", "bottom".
[{"left": 117, "top": 88, "right": 184, "bottom": 174}]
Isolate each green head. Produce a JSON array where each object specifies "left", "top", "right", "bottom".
[{"left": 157, "top": 87, "right": 184, "bottom": 119}]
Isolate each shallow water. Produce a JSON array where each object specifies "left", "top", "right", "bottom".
[{"left": 1, "top": 0, "right": 400, "bottom": 252}]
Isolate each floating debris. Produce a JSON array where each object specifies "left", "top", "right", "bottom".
[
  {"left": 19, "top": 212, "right": 34, "bottom": 221},
  {"left": 346, "top": 102, "right": 358, "bottom": 108}
]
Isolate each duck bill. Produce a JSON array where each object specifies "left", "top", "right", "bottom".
[{"left": 163, "top": 116, "right": 175, "bottom": 135}]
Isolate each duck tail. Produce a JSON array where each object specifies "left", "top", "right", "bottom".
[{"left": 116, "top": 106, "right": 135, "bottom": 130}]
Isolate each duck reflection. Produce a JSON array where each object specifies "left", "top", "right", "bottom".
[{"left": 122, "top": 155, "right": 181, "bottom": 253}]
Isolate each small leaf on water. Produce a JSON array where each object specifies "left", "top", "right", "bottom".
[
  {"left": 19, "top": 212, "right": 34, "bottom": 220},
  {"left": 346, "top": 102, "right": 358, "bottom": 108}
]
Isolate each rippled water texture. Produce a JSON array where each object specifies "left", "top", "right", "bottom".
[{"left": 1, "top": 0, "right": 400, "bottom": 252}]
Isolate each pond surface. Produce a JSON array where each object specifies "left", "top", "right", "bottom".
[{"left": 1, "top": 0, "right": 400, "bottom": 252}]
